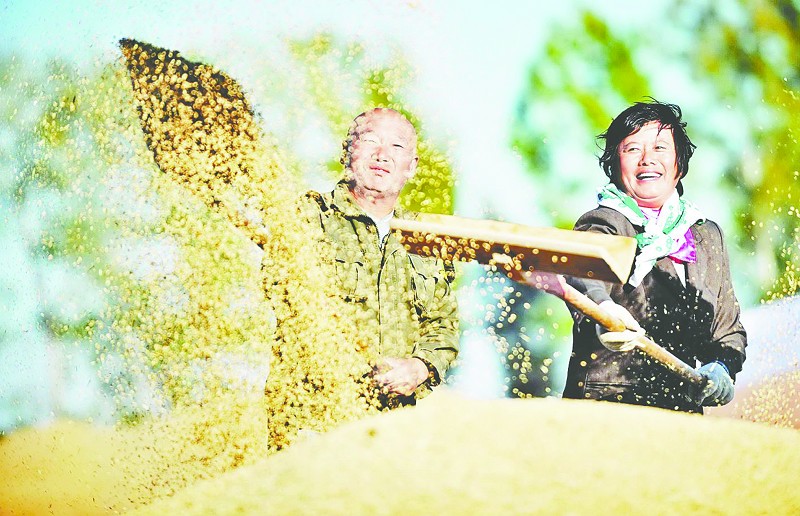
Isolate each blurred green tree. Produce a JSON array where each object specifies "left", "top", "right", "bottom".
[
  {"left": 685, "top": 0, "right": 800, "bottom": 301},
  {"left": 284, "top": 33, "right": 456, "bottom": 215},
  {"left": 512, "top": 0, "right": 800, "bottom": 304},
  {"left": 508, "top": 0, "right": 800, "bottom": 398},
  {"left": 0, "top": 57, "right": 120, "bottom": 432},
  {"left": 256, "top": 32, "right": 455, "bottom": 214}
]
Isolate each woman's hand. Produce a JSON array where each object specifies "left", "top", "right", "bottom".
[
  {"left": 694, "top": 362, "right": 735, "bottom": 406},
  {"left": 595, "top": 300, "right": 645, "bottom": 352}
]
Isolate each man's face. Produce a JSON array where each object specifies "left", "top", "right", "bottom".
[
  {"left": 347, "top": 110, "right": 418, "bottom": 198},
  {"left": 616, "top": 121, "right": 681, "bottom": 209}
]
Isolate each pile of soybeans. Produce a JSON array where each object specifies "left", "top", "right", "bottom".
[{"left": 2, "top": 391, "right": 799, "bottom": 514}]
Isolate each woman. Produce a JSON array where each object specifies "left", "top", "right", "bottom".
[{"left": 562, "top": 100, "right": 747, "bottom": 413}]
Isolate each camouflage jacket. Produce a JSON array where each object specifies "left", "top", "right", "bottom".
[{"left": 303, "top": 180, "right": 459, "bottom": 394}]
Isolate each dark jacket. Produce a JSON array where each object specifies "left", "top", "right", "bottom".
[{"left": 562, "top": 207, "right": 747, "bottom": 413}]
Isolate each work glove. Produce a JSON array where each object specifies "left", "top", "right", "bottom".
[
  {"left": 694, "top": 361, "right": 734, "bottom": 406},
  {"left": 595, "top": 300, "right": 645, "bottom": 352}
]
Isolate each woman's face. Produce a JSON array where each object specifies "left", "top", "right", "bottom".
[{"left": 616, "top": 121, "right": 681, "bottom": 208}]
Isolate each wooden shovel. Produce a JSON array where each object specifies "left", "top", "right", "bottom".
[
  {"left": 391, "top": 213, "right": 705, "bottom": 386},
  {"left": 519, "top": 271, "right": 705, "bottom": 385}
]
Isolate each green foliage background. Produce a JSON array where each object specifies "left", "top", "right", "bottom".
[
  {"left": 513, "top": 0, "right": 800, "bottom": 304},
  {"left": 504, "top": 0, "right": 800, "bottom": 397}
]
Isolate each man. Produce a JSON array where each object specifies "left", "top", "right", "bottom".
[{"left": 305, "top": 107, "right": 459, "bottom": 406}]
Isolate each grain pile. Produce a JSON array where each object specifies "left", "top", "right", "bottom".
[
  {"left": 141, "top": 392, "right": 800, "bottom": 514},
  {"left": 4, "top": 392, "right": 799, "bottom": 515}
]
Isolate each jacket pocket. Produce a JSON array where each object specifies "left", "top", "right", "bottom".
[
  {"left": 583, "top": 381, "right": 636, "bottom": 402},
  {"left": 408, "top": 254, "right": 438, "bottom": 311},
  {"left": 334, "top": 255, "right": 367, "bottom": 303}
]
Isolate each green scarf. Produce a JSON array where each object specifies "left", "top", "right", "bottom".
[{"left": 597, "top": 183, "right": 705, "bottom": 287}]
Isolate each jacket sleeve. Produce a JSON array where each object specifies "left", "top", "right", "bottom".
[
  {"left": 696, "top": 222, "right": 747, "bottom": 377},
  {"left": 411, "top": 260, "right": 460, "bottom": 385},
  {"left": 566, "top": 208, "right": 628, "bottom": 305}
]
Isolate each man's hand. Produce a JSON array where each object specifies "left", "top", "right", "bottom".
[
  {"left": 373, "top": 357, "right": 430, "bottom": 396},
  {"left": 595, "top": 300, "right": 645, "bottom": 352},
  {"left": 694, "top": 361, "right": 734, "bottom": 406}
]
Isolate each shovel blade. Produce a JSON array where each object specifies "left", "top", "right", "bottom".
[{"left": 391, "top": 213, "right": 636, "bottom": 284}]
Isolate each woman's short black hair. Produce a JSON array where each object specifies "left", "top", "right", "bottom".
[{"left": 598, "top": 99, "right": 696, "bottom": 187}]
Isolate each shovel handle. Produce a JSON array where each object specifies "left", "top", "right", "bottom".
[{"left": 523, "top": 272, "right": 705, "bottom": 386}]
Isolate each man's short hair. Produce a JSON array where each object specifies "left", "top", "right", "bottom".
[{"left": 597, "top": 99, "right": 696, "bottom": 185}]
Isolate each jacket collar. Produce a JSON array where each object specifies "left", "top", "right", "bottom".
[
  {"left": 655, "top": 224, "right": 704, "bottom": 294},
  {"left": 330, "top": 179, "right": 411, "bottom": 220}
]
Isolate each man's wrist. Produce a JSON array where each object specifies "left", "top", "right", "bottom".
[
  {"left": 411, "top": 357, "right": 428, "bottom": 384},
  {"left": 412, "top": 357, "right": 438, "bottom": 385}
]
